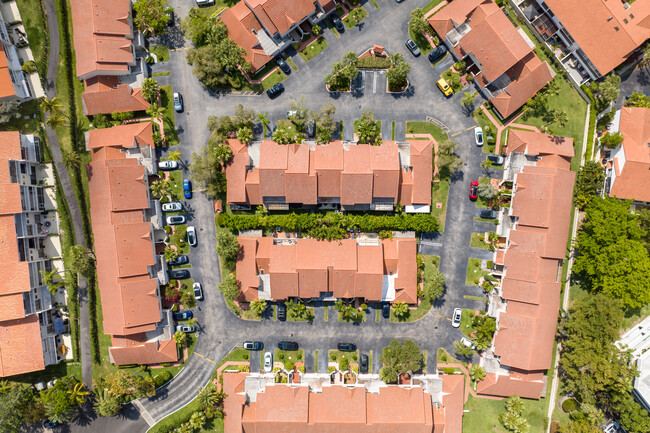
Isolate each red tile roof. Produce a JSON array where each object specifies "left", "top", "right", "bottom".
[
  {"left": 226, "top": 140, "right": 431, "bottom": 207},
  {"left": 542, "top": 0, "right": 650, "bottom": 75},
  {"left": 83, "top": 76, "right": 149, "bottom": 116},
  {"left": 608, "top": 107, "right": 650, "bottom": 203},
  {"left": 0, "top": 48, "right": 16, "bottom": 99},
  {"left": 236, "top": 237, "right": 417, "bottom": 302},
  {"left": 223, "top": 374, "right": 463, "bottom": 433},
  {"left": 477, "top": 370, "right": 545, "bottom": 399},
  {"left": 245, "top": 0, "right": 317, "bottom": 35},
  {"left": 87, "top": 125, "right": 174, "bottom": 365},
  {"left": 70, "top": 0, "right": 134, "bottom": 79},
  {"left": 220, "top": 3, "right": 273, "bottom": 73},
  {"left": 506, "top": 129, "right": 574, "bottom": 165},
  {"left": 0, "top": 315, "right": 45, "bottom": 377}
]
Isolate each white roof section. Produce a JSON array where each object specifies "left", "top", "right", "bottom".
[{"left": 617, "top": 316, "right": 650, "bottom": 359}]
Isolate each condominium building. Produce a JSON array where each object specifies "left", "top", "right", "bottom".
[
  {"left": 86, "top": 123, "right": 177, "bottom": 366},
  {"left": 0, "top": 3, "right": 37, "bottom": 100},
  {"left": 0, "top": 131, "right": 66, "bottom": 376},
  {"left": 226, "top": 139, "right": 433, "bottom": 212}
]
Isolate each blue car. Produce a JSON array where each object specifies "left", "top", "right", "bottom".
[
  {"left": 183, "top": 179, "right": 192, "bottom": 199},
  {"left": 173, "top": 310, "right": 193, "bottom": 320}
]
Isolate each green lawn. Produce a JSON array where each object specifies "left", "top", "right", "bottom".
[
  {"left": 167, "top": 170, "right": 184, "bottom": 200},
  {"left": 288, "top": 305, "right": 315, "bottom": 321},
  {"left": 431, "top": 179, "right": 450, "bottom": 231},
  {"left": 370, "top": 0, "right": 379, "bottom": 8},
  {"left": 343, "top": 7, "right": 368, "bottom": 28},
  {"left": 339, "top": 309, "right": 366, "bottom": 322},
  {"left": 473, "top": 107, "right": 498, "bottom": 154},
  {"left": 517, "top": 78, "right": 587, "bottom": 171},
  {"left": 299, "top": 37, "right": 329, "bottom": 62},
  {"left": 286, "top": 57, "right": 299, "bottom": 71},
  {"left": 436, "top": 348, "right": 467, "bottom": 368},
  {"left": 463, "top": 394, "right": 547, "bottom": 433},
  {"left": 259, "top": 69, "right": 286, "bottom": 90},
  {"left": 466, "top": 258, "right": 493, "bottom": 286},
  {"left": 275, "top": 348, "right": 305, "bottom": 368},
  {"left": 423, "top": 0, "right": 447, "bottom": 14},
  {"left": 409, "top": 26, "right": 432, "bottom": 54},
  {"left": 152, "top": 71, "right": 171, "bottom": 77},
  {"left": 460, "top": 309, "right": 481, "bottom": 338},
  {"left": 391, "top": 255, "right": 438, "bottom": 322},
  {"left": 160, "top": 85, "right": 179, "bottom": 146},
  {"left": 328, "top": 350, "right": 359, "bottom": 372},
  {"left": 150, "top": 45, "right": 170, "bottom": 62},
  {"left": 16, "top": 0, "right": 47, "bottom": 75},
  {"left": 314, "top": 350, "right": 319, "bottom": 372},
  {"left": 473, "top": 216, "right": 499, "bottom": 224},
  {"left": 217, "top": 348, "right": 250, "bottom": 368},
  {"left": 470, "top": 233, "right": 490, "bottom": 249},
  {"left": 391, "top": 121, "right": 396, "bottom": 140},
  {"left": 0, "top": 100, "right": 40, "bottom": 133},
  {"left": 406, "top": 121, "right": 449, "bottom": 143}
]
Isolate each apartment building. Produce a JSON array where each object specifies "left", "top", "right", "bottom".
[
  {"left": 236, "top": 236, "right": 417, "bottom": 303},
  {"left": 514, "top": 0, "right": 650, "bottom": 84},
  {"left": 221, "top": 0, "right": 337, "bottom": 72},
  {"left": 226, "top": 139, "right": 433, "bottom": 212},
  {"left": 477, "top": 129, "right": 575, "bottom": 398},
  {"left": 429, "top": 0, "right": 554, "bottom": 119},
  {"left": 0, "top": 131, "right": 66, "bottom": 376},
  {"left": 86, "top": 123, "right": 177, "bottom": 365},
  {"left": 602, "top": 106, "right": 650, "bottom": 208},
  {"left": 222, "top": 371, "right": 464, "bottom": 433}
]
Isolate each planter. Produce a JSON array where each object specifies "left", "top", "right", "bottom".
[
  {"left": 386, "top": 79, "right": 409, "bottom": 94},
  {"left": 326, "top": 83, "right": 351, "bottom": 93}
]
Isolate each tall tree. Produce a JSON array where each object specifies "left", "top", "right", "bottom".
[
  {"left": 324, "top": 51, "right": 358, "bottom": 90},
  {"left": 409, "top": 8, "right": 429, "bottom": 36},
  {"left": 386, "top": 53, "right": 411, "bottom": 90},
  {"left": 379, "top": 339, "right": 423, "bottom": 384},
  {"left": 313, "top": 103, "right": 336, "bottom": 143},
  {"left": 216, "top": 230, "right": 240, "bottom": 265},
  {"left": 141, "top": 77, "right": 160, "bottom": 103},
  {"left": 219, "top": 275, "right": 240, "bottom": 301},
  {"left": 68, "top": 245, "right": 94, "bottom": 278},
  {"left": 40, "top": 97, "right": 63, "bottom": 116},
  {"left": 598, "top": 74, "right": 621, "bottom": 103},
  {"left": 356, "top": 109, "right": 381, "bottom": 145},
  {"left": 40, "top": 269, "right": 66, "bottom": 295},
  {"left": 573, "top": 161, "right": 605, "bottom": 210},
  {"left": 424, "top": 270, "right": 445, "bottom": 301},
  {"left": 180, "top": 7, "right": 211, "bottom": 46},
  {"left": 0, "top": 101, "right": 21, "bottom": 124},
  {"left": 133, "top": 0, "right": 171, "bottom": 36},
  {"left": 150, "top": 179, "right": 172, "bottom": 200},
  {"left": 62, "top": 150, "right": 81, "bottom": 170},
  {"left": 190, "top": 146, "right": 224, "bottom": 199},
  {"left": 436, "top": 139, "right": 463, "bottom": 177}
]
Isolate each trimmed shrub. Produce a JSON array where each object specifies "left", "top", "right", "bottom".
[
  {"left": 562, "top": 398, "right": 579, "bottom": 413},
  {"left": 443, "top": 367, "right": 455, "bottom": 374}
]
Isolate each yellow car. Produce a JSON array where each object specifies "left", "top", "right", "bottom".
[{"left": 437, "top": 78, "right": 453, "bottom": 96}]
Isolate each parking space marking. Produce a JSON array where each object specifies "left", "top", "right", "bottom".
[{"left": 425, "top": 116, "right": 450, "bottom": 133}]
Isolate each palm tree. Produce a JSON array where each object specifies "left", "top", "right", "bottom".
[
  {"left": 93, "top": 387, "right": 121, "bottom": 417},
  {"left": 164, "top": 247, "right": 178, "bottom": 262},
  {"left": 67, "top": 382, "right": 90, "bottom": 405},
  {"left": 461, "top": 91, "right": 476, "bottom": 108},
  {"left": 480, "top": 159, "right": 492, "bottom": 174},
  {"left": 189, "top": 411, "right": 207, "bottom": 430},
  {"left": 46, "top": 115, "right": 68, "bottom": 129},
  {"left": 257, "top": 111, "right": 270, "bottom": 138},
  {"left": 544, "top": 109, "right": 568, "bottom": 130},
  {"left": 147, "top": 102, "right": 164, "bottom": 122},
  {"left": 40, "top": 97, "right": 63, "bottom": 116},
  {"left": 392, "top": 301, "right": 409, "bottom": 319},
  {"left": 40, "top": 269, "right": 65, "bottom": 295},
  {"left": 453, "top": 340, "right": 475, "bottom": 358},
  {"left": 150, "top": 179, "right": 172, "bottom": 199},
  {"left": 168, "top": 149, "right": 181, "bottom": 161},
  {"left": 250, "top": 299, "right": 267, "bottom": 316},
  {"left": 173, "top": 330, "right": 186, "bottom": 346},
  {"left": 62, "top": 150, "right": 81, "bottom": 170},
  {"left": 642, "top": 43, "right": 650, "bottom": 69},
  {"left": 178, "top": 422, "right": 193, "bottom": 433},
  {"left": 187, "top": 317, "right": 198, "bottom": 327}
]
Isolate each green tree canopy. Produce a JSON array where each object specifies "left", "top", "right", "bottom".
[
  {"left": 219, "top": 275, "right": 240, "bottom": 301},
  {"left": 386, "top": 53, "right": 410, "bottom": 89},
  {"left": 573, "top": 197, "right": 650, "bottom": 309},
  {"left": 409, "top": 8, "right": 429, "bottom": 35},
  {"left": 355, "top": 109, "right": 382, "bottom": 145},
  {"left": 216, "top": 230, "right": 240, "bottom": 266},
  {"left": 574, "top": 161, "right": 605, "bottom": 210},
  {"left": 436, "top": 139, "right": 463, "bottom": 177},
  {"left": 133, "top": 0, "right": 170, "bottom": 36},
  {"left": 378, "top": 339, "right": 423, "bottom": 384},
  {"left": 142, "top": 77, "right": 160, "bottom": 103}
]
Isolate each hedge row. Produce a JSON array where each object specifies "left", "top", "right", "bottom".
[
  {"left": 56, "top": 0, "right": 100, "bottom": 363},
  {"left": 217, "top": 211, "right": 439, "bottom": 235},
  {"left": 37, "top": 0, "right": 49, "bottom": 82},
  {"left": 356, "top": 57, "right": 392, "bottom": 69}
]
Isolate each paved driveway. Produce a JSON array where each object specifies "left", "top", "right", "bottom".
[{"left": 64, "top": 1, "right": 508, "bottom": 431}]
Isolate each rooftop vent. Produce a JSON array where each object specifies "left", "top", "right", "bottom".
[{"left": 607, "top": 16, "right": 613, "bottom": 21}]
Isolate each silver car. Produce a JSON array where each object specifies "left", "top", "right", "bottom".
[
  {"left": 452, "top": 308, "right": 462, "bottom": 328},
  {"left": 264, "top": 352, "right": 273, "bottom": 372},
  {"left": 159, "top": 160, "right": 178, "bottom": 170},
  {"left": 176, "top": 325, "right": 195, "bottom": 333},
  {"left": 162, "top": 202, "right": 183, "bottom": 212},
  {"left": 187, "top": 226, "right": 197, "bottom": 246}
]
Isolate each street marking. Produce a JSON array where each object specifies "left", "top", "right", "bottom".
[
  {"left": 466, "top": 126, "right": 475, "bottom": 131},
  {"left": 451, "top": 131, "right": 463, "bottom": 137},
  {"left": 205, "top": 357, "right": 217, "bottom": 364},
  {"left": 194, "top": 352, "right": 217, "bottom": 364},
  {"left": 133, "top": 400, "right": 155, "bottom": 426},
  {"left": 425, "top": 116, "right": 450, "bottom": 133},
  {"left": 373, "top": 71, "right": 377, "bottom": 94},
  {"left": 170, "top": 47, "right": 188, "bottom": 52},
  {"left": 194, "top": 352, "right": 205, "bottom": 358},
  {"left": 211, "top": 89, "right": 264, "bottom": 97}
]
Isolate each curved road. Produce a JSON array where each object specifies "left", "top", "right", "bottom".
[{"left": 66, "top": 0, "right": 503, "bottom": 431}]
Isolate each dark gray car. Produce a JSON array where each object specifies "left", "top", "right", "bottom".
[
  {"left": 480, "top": 209, "right": 499, "bottom": 219},
  {"left": 276, "top": 57, "right": 291, "bottom": 74}
]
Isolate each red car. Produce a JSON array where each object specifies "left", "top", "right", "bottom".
[{"left": 469, "top": 181, "right": 479, "bottom": 201}]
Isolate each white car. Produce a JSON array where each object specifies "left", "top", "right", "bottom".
[
  {"left": 195, "top": 0, "right": 214, "bottom": 6},
  {"left": 166, "top": 215, "right": 186, "bottom": 225},
  {"left": 162, "top": 202, "right": 183, "bottom": 212},
  {"left": 603, "top": 422, "right": 620, "bottom": 433},
  {"left": 193, "top": 282, "right": 203, "bottom": 301},
  {"left": 176, "top": 325, "right": 195, "bottom": 333},
  {"left": 452, "top": 308, "right": 462, "bottom": 328},
  {"left": 474, "top": 127, "right": 484, "bottom": 147},
  {"left": 187, "top": 226, "right": 197, "bottom": 247},
  {"left": 159, "top": 160, "right": 178, "bottom": 170},
  {"left": 460, "top": 337, "right": 475, "bottom": 349},
  {"left": 264, "top": 352, "right": 273, "bottom": 372}
]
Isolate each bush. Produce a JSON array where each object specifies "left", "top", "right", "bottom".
[
  {"left": 330, "top": 354, "right": 336, "bottom": 361},
  {"left": 243, "top": 353, "right": 249, "bottom": 360},
  {"left": 153, "top": 370, "right": 173, "bottom": 388},
  {"left": 285, "top": 361, "right": 294, "bottom": 371},
  {"left": 22, "top": 61, "right": 37, "bottom": 73},
  {"left": 443, "top": 367, "right": 455, "bottom": 374},
  {"left": 356, "top": 57, "right": 392, "bottom": 69},
  {"left": 279, "top": 353, "right": 285, "bottom": 360},
  {"left": 328, "top": 366, "right": 335, "bottom": 373},
  {"left": 562, "top": 398, "right": 579, "bottom": 413},
  {"left": 339, "top": 357, "right": 350, "bottom": 371}
]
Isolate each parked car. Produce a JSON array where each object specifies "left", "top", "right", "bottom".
[
  {"left": 193, "top": 282, "right": 203, "bottom": 301},
  {"left": 276, "top": 57, "right": 291, "bottom": 74},
  {"left": 469, "top": 181, "right": 479, "bottom": 201},
  {"left": 306, "top": 119, "right": 315, "bottom": 138},
  {"left": 479, "top": 209, "right": 498, "bottom": 220},
  {"left": 436, "top": 78, "right": 453, "bottom": 96},
  {"left": 159, "top": 160, "right": 178, "bottom": 170},
  {"left": 277, "top": 302, "right": 286, "bottom": 321},
  {"left": 187, "top": 226, "right": 197, "bottom": 247},
  {"left": 427, "top": 45, "right": 447, "bottom": 63},
  {"left": 382, "top": 302, "right": 390, "bottom": 319},
  {"left": 359, "top": 354, "right": 369, "bottom": 374},
  {"left": 43, "top": 421, "right": 61, "bottom": 429},
  {"left": 452, "top": 308, "right": 462, "bottom": 328},
  {"left": 266, "top": 83, "right": 284, "bottom": 98},
  {"left": 244, "top": 341, "right": 264, "bottom": 350},
  {"left": 331, "top": 15, "right": 344, "bottom": 32},
  {"left": 162, "top": 201, "right": 183, "bottom": 212},
  {"left": 173, "top": 92, "right": 183, "bottom": 112},
  {"left": 195, "top": 0, "right": 215, "bottom": 6},
  {"left": 603, "top": 421, "right": 620, "bottom": 433},
  {"left": 173, "top": 310, "right": 193, "bottom": 320},
  {"left": 337, "top": 342, "right": 357, "bottom": 352},
  {"left": 168, "top": 254, "right": 189, "bottom": 266},
  {"left": 170, "top": 269, "right": 190, "bottom": 279},
  {"left": 405, "top": 38, "right": 421, "bottom": 57},
  {"left": 264, "top": 352, "right": 273, "bottom": 372},
  {"left": 176, "top": 324, "right": 195, "bottom": 333},
  {"left": 278, "top": 341, "right": 299, "bottom": 351},
  {"left": 487, "top": 154, "right": 505, "bottom": 165},
  {"left": 166, "top": 215, "right": 186, "bottom": 225},
  {"left": 183, "top": 179, "right": 192, "bottom": 199},
  {"left": 474, "top": 127, "right": 484, "bottom": 147},
  {"left": 460, "top": 337, "right": 475, "bottom": 349}
]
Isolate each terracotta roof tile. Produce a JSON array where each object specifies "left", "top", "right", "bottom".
[
  {"left": 87, "top": 122, "right": 154, "bottom": 149},
  {"left": 82, "top": 81, "right": 150, "bottom": 116},
  {"left": 220, "top": 5, "right": 273, "bottom": 72},
  {"left": 0, "top": 49, "right": 16, "bottom": 98},
  {"left": 477, "top": 371, "right": 545, "bottom": 399},
  {"left": 0, "top": 314, "right": 45, "bottom": 377}
]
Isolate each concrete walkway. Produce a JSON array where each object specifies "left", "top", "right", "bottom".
[
  {"left": 479, "top": 106, "right": 540, "bottom": 153},
  {"left": 44, "top": 0, "right": 92, "bottom": 388}
]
